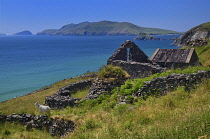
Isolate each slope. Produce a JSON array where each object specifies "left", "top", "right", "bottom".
[{"left": 174, "top": 22, "right": 210, "bottom": 47}]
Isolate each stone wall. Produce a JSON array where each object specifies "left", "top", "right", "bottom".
[
  {"left": 86, "top": 77, "right": 125, "bottom": 100},
  {"left": 133, "top": 70, "right": 210, "bottom": 98},
  {"left": 45, "top": 79, "right": 93, "bottom": 109},
  {"left": 0, "top": 113, "right": 75, "bottom": 137},
  {"left": 111, "top": 60, "right": 164, "bottom": 79}
]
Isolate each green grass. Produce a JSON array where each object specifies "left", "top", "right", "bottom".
[
  {"left": 0, "top": 75, "right": 95, "bottom": 115},
  {"left": 0, "top": 122, "right": 55, "bottom": 139},
  {"left": 200, "top": 22, "right": 210, "bottom": 32},
  {"left": 98, "top": 65, "right": 130, "bottom": 81},
  {"left": 1, "top": 79, "right": 210, "bottom": 138},
  {"left": 194, "top": 40, "right": 210, "bottom": 67},
  {"left": 64, "top": 79, "right": 210, "bottom": 139},
  {"left": 1, "top": 42, "right": 210, "bottom": 138},
  {"left": 71, "top": 87, "right": 90, "bottom": 99},
  {"left": 1, "top": 69, "right": 210, "bottom": 138},
  {"left": 118, "top": 66, "right": 210, "bottom": 96}
]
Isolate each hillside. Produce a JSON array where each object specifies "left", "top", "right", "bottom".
[
  {"left": 37, "top": 21, "right": 180, "bottom": 36},
  {"left": 174, "top": 22, "right": 210, "bottom": 47},
  {"left": 0, "top": 39, "right": 210, "bottom": 138},
  {"left": 13, "top": 30, "right": 33, "bottom": 35}
]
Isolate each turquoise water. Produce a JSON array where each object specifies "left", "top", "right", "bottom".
[{"left": 0, "top": 35, "right": 179, "bottom": 102}]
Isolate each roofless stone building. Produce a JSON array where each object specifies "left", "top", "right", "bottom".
[
  {"left": 107, "top": 40, "right": 163, "bottom": 79},
  {"left": 107, "top": 40, "right": 200, "bottom": 79},
  {"left": 150, "top": 48, "right": 200, "bottom": 68},
  {"left": 107, "top": 40, "right": 149, "bottom": 64}
]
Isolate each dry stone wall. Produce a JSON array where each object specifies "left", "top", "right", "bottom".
[
  {"left": 0, "top": 113, "right": 75, "bottom": 136},
  {"left": 133, "top": 70, "right": 210, "bottom": 98},
  {"left": 86, "top": 77, "right": 124, "bottom": 100},
  {"left": 45, "top": 79, "right": 93, "bottom": 109},
  {"left": 112, "top": 60, "right": 164, "bottom": 79}
]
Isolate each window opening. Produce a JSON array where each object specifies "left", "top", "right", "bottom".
[{"left": 127, "top": 48, "right": 130, "bottom": 61}]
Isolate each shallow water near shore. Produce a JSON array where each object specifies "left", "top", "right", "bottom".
[{"left": 0, "top": 35, "right": 179, "bottom": 102}]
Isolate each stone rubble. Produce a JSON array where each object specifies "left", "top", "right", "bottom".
[
  {"left": 86, "top": 77, "right": 125, "bottom": 100},
  {"left": 0, "top": 113, "right": 75, "bottom": 137},
  {"left": 45, "top": 79, "right": 93, "bottom": 109}
]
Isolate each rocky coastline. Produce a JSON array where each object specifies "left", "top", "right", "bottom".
[{"left": 173, "top": 22, "right": 210, "bottom": 47}]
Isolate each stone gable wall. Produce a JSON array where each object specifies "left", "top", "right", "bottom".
[{"left": 107, "top": 40, "right": 149, "bottom": 65}]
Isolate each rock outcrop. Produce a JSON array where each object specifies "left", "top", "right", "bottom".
[
  {"left": 134, "top": 33, "right": 160, "bottom": 40},
  {"left": 173, "top": 22, "right": 210, "bottom": 47},
  {"left": 186, "top": 39, "right": 208, "bottom": 47}
]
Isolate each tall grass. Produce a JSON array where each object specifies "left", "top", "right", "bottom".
[
  {"left": 1, "top": 43, "right": 210, "bottom": 138},
  {"left": 1, "top": 72, "right": 210, "bottom": 138},
  {"left": 67, "top": 80, "right": 210, "bottom": 139},
  {"left": 194, "top": 40, "right": 210, "bottom": 67},
  {"left": 118, "top": 66, "right": 210, "bottom": 96},
  {"left": 0, "top": 75, "right": 95, "bottom": 115}
]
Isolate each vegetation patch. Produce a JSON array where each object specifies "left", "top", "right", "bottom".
[
  {"left": 1, "top": 40, "right": 210, "bottom": 138},
  {"left": 118, "top": 66, "right": 210, "bottom": 96},
  {"left": 98, "top": 65, "right": 130, "bottom": 82}
]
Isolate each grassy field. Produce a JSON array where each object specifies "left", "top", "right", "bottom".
[
  {"left": 0, "top": 75, "right": 95, "bottom": 115},
  {"left": 0, "top": 42, "right": 210, "bottom": 138}
]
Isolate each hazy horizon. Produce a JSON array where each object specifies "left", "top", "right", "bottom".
[{"left": 1, "top": 0, "right": 210, "bottom": 35}]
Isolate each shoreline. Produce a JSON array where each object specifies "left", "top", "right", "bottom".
[{"left": 0, "top": 73, "right": 97, "bottom": 104}]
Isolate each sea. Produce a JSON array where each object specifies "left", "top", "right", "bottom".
[{"left": 0, "top": 35, "right": 180, "bottom": 102}]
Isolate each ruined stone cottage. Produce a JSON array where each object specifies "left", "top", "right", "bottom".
[
  {"left": 107, "top": 40, "right": 200, "bottom": 79},
  {"left": 107, "top": 40, "right": 164, "bottom": 79},
  {"left": 107, "top": 40, "right": 149, "bottom": 64},
  {"left": 149, "top": 48, "right": 200, "bottom": 68}
]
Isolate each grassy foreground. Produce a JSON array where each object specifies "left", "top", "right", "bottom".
[
  {"left": 0, "top": 76, "right": 209, "bottom": 138},
  {"left": 0, "top": 42, "right": 210, "bottom": 138}
]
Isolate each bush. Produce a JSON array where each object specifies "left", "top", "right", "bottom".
[{"left": 98, "top": 65, "right": 130, "bottom": 81}]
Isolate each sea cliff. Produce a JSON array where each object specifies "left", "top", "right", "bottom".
[{"left": 173, "top": 22, "right": 210, "bottom": 47}]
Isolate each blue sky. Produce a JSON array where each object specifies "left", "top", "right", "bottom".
[{"left": 1, "top": 0, "right": 210, "bottom": 34}]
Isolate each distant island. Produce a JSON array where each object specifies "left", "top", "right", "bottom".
[
  {"left": 134, "top": 33, "right": 160, "bottom": 40},
  {"left": 13, "top": 30, "right": 33, "bottom": 35},
  {"left": 0, "top": 33, "right": 6, "bottom": 36},
  {"left": 37, "top": 20, "right": 180, "bottom": 36}
]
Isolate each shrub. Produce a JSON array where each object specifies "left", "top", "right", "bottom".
[{"left": 98, "top": 65, "right": 130, "bottom": 82}]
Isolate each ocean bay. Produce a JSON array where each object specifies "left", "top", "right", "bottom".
[{"left": 0, "top": 35, "right": 179, "bottom": 102}]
